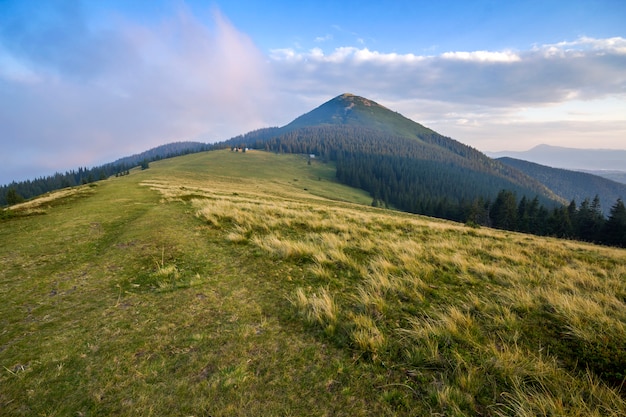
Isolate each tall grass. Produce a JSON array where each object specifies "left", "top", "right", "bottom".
[
  {"left": 185, "top": 180, "right": 626, "bottom": 416},
  {"left": 290, "top": 287, "right": 338, "bottom": 335}
]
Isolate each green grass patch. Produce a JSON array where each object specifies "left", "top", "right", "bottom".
[{"left": 2, "top": 149, "right": 626, "bottom": 416}]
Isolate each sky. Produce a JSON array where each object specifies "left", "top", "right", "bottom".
[{"left": 1, "top": 0, "right": 625, "bottom": 184}]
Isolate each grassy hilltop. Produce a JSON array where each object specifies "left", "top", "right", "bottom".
[{"left": 1, "top": 149, "right": 626, "bottom": 416}]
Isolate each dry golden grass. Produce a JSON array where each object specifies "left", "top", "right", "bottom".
[
  {"left": 184, "top": 174, "right": 626, "bottom": 415},
  {"left": 7, "top": 185, "right": 94, "bottom": 210},
  {"left": 349, "top": 313, "right": 386, "bottom": 357},
  {"left": 290, "top": 287, "right": 338, "bottom": 335}
]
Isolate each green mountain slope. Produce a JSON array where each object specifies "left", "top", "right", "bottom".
[
  {"left": 285, "top": 93, "right": 435, "bottom": 138},
  {"left": 2, "top": 150, "right": 625, "bottom": 416},
  {"left": 223, "top": 94, "right": 562, "bottom": 219}
]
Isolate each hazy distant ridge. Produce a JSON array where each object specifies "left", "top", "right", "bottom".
[{"left": 487, "top": 144, "right": 626, "bottom": 172}]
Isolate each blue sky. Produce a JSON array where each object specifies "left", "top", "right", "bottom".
[{"left": 1, "top": 0, "right": 625, "bottom": 184}]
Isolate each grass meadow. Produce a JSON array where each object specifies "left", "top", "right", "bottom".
[{"left": 1, "top": 149, "right": 626, "bottom": 416}]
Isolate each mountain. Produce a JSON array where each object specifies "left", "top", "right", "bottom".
[
  {"left": 284, "top": 93, "right": 435, "bottom": 138},
  {"left": 497, "top": 157, "right": 626, "bottom": 216},
  {"left": 486, "top": 144, "right": 626, "bottom": 172},
  {"left": 222, "top": 93, "right": 562, "bottom": 220}
]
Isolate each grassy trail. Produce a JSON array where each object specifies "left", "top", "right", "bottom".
[{"left": 0, "top": 159, "right": 394, "bottom": 416}]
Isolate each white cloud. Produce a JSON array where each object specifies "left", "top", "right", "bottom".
[
  {"left": 271, "top": 46, "right": 425, "bottom": 64},
  {"left": 270, "top": 37, "right": 626, "bottom": 106},
  {"left": 314, "top": 34, "right": 333, "bottom": 42},
  {"left": 269, "top": 48, "right": 299, "bottom": 60},
  {"left": 440, "top": 50, "right": 521, "bottom": 62},
  {"left": 536, "top": 36, "right": 626, "bottom": 55}
]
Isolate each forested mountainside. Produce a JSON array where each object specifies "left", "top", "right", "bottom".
[
  {"left": 218, "top": 94, "right": 626, "bottom": 247},
  {"left": 583, "top": 171, "right": 626, "bottom": 185},
  {"left": 225, "top": 125, "right": 554, "bottom": 217},
  {"left": 498, "top": 157, "right": 626, "bottom": 217},
  {"left": 221, "top": 94, "right": 561, "bottom": 220}
]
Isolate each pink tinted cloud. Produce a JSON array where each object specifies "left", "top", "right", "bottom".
[{"left": 0, "top": 5, "right": 273, "bottom": 183}]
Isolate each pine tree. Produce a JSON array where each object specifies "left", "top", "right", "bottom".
[
  {"left": 517, "top": 196, "right": 529, "bottom": 232},
  {"left": 490, "top": 190, "right": 518, "bottom": 230},
  {"left": 549, "top": 206, "right": 573, "bottom": 238},
  {"left": 603, "top": 198, "right": 626, "bottom": 247},
  {"left": 576, "top": 197, "right": 605, "bottom": 242},
  {"left": 6, "top": 188, "right": 24, "bottom": 206}
]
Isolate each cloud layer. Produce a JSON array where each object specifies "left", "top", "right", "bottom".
[
  {"left": 0, "top": 2, "right": 624, "bottom": 184},
  {"left": 270, "top": 37, "right": 626, "bottom": 105},
  {"left": 0, "top": 3, "right": 273, "bottom": 182}
]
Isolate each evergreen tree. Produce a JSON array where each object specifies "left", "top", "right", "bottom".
[
  {"left": 591, "top": 195, "right": 602, "bottom": 217},
  {"left": 517, "top": 196, "right": 530, "bottom": 232},
  {"left": 6, "top": 188, "right": 24, "bottom": 206},
  {"left": 576, "top": 197, "right": 605, "bottom": 242},
  {"left": 466, "top": 197, "right": 490, "bottom": 226},
  {"left": 603, "top": 198, "right": 626, "bottom": 247},
  {"left": 527, "top": 197, "right": 542, "bottom": 234},
  {"left": 490, "top": 190, "right": 518, "bottom": 230},
  {"left": 549, "top": 206, "right": 573, "bottom": 238},
  {"left": 567, "top": 200, "right": 578, "bottom": 231}
]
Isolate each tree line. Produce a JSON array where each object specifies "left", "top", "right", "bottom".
[
  {"left": 471, "top": 191, "right": 625, "bottom": 247},
  {"left": 0, "top": 164, "right": 131, "bottom": 206},
  {"left": 0, "top": 142, "right": 210, "bottom": 207}
]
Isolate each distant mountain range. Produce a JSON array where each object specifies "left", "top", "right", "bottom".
[
  {"left": 486, "top": 144, "right": 626, "bottom": 178},
  {"left": 496, "top": 157, "right": 626, "bottom": 216},
  {"left": 579, "top": 170, "right": 626, "bottom": 185}
]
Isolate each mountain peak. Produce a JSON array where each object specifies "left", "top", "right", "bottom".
[
  {"left": 334, "top": 93, "right": 388, "bottom": 110},
  {"left": 285, "top": 93, "right": 432, "bottom": 138}
]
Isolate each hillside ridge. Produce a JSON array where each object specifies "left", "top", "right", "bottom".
[{"left": 2, "top": 150, "right": 626, "bottom": 415}]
